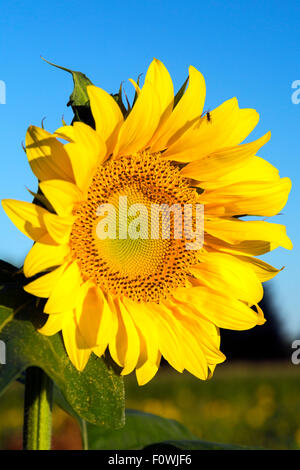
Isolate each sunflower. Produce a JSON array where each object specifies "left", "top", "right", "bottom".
[{"left": 2, "top": 59, "right": 292, "bottom": 385}]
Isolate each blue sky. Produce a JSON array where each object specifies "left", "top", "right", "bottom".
[{"left": 0, "top": 0, "right": 299, "bottom": 337}]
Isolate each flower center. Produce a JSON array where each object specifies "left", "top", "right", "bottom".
[
  {"left": 93, "top": 187, "right": 169, "bottom": 279},
  {"left": 70, "top": 152, "right": 199, "bottom": 302}
]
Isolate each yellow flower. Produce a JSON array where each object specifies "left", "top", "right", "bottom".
[{"left": 2, "top": 59, "right": 292, "bottom": 384}]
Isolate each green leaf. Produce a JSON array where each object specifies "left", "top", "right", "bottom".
[
  {"left": 0, "top": 260, "right": 19, "bottom": 283},
  {"left": 0, "top": 268, "right": 125, "bottom": 428},
  {"left": 41, "top": 57, "right": 95, "bottom": 127},
  {"left": 87, "top": 409, "right": 197, "bottom": 450},
  {"left": 55, "top": 393, "right": 261, "bottom": 450},
  {"left": 144, "top": 439, "right": 260, "bottom": 450}
]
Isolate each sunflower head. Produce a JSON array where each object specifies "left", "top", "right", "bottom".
[
  {"left": 2, "top": 58, "right": 292, "bottom": 384},
  {"left": 69, "top": 149, "right": 202, "bottom": 304}
]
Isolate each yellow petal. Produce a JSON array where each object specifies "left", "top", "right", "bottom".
[
  {"left": 205, "top": 218, "right": 293, "bottom": 251},
  {"left": 202, "top": 177, "right": 291, "bottom": 217},
  {"left": 234, "top": 256, "right": 282, "bottom": 282},
  {"left": 162, "top": 97, "right": 238, "bottom": 160},
  {"left": 191, "top": 252, "right": 263, "bottom": 304},
  {"left": 44, "top": 262, "right": 83, "bottom": 313},
  {"left": 76, "top": 285, "right": 117, "bottom": 352},
  {"left": 191, "top": 317, "right": 224, "bottom": 366},
  {"left": 199, "top": 156, "right": 280, "bottom": 190},
  {"left": 205, "top": 233, "right": 281, "bottom": 257},
  {"left": 134, "top": 329, "right": 148, "bottom": 369},
  {"left": 54, "top": 125, "right": 75, "bottom": 142},
  {"left": 173, "top": 286, "right": 265, "bottom": 330},
  {"left": 151, "top": 65, "right": 206, "bottom": 151},
  {"left": 40, "top": 180, "right": 83, "bottom": 216},
  {"left": 2, "top": 199, "right": 48, "bottom": 241},
  {"left": 136, "top": 352, "right": 161, "bottom": 386},
  {"left": 24, "top": 264, "right": 66, "bottom": 298},
  {"left": 181, "top": 132, "right": 271, "bottom": 179},
  {"left": 122, "top": 298, "right": 159, "bottom": 365},
  {"left": 38, "top": 311, "right": 69, "bottom": 335},
  {"left": 128, "top": 78, "right": 141, "bottom": 95},
  {"left": 62, "top": 312, "right": 91, "bottom": 371},
  {"left": 64, "top": 122, "right": 106, "bottom": 192},
  {"left": 114, "top": 80, "right": 161, "bottom": 157},
  {"left": 25, "top": 126, "right": 74, "bottom": 182},
  {"left": 164, "top": 302, "right": 208, "bottom": 379},
  {"left": 168, "top": 297, "right": 224, "bottom": 366},
  {"left": 163, "top": 99, "right": 259, "bottom": 162},
  {"left": 227, "top": 108, "right": 260, "bottom": 146},
  {"left": 143, "top": 58, "right": 174, "bottom": 143},
  {"left": 150, "top": 303, "right": 184, "bottom": 372},
  {"left": 43, "top": 212, "right": 75, "bottom": 244},
  {"left": 87, "top": 85, "right": 124, "bottom": 155},
  {"left": 24, "top": 238, "right": 70, "bottom": 277},
  {"left": 110, "top": 300, "right": 140, "bottom": 376}
]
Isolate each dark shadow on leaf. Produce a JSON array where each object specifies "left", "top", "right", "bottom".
[{"left": 103, "top": 349, "right": 122, "bottom": 376}]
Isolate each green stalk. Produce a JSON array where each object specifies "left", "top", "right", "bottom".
[
  {"left": 23, "top": 366, "right": 53, "bottom": 450},
  {"left": 80, "top": 419, "right": 89, "bottom": 450}
]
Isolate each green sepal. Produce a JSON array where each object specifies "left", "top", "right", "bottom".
[
  {"left": 111, "top": 82, "right": 129, "bottom": 118},
  {"left": 41, "top": 57, "right": 95, "bottom": 127},
  {"left": 174, "top": 76, "right": 188, "bottom": 108}
]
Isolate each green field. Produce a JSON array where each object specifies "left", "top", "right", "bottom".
[{"left": 1, "top": 361, "right": 300, "bottom": 450}]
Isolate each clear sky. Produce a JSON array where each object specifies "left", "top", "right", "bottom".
[{"left": 0, "top": 0, "right": 299, "bottom": 337}]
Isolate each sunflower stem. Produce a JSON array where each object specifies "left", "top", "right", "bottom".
[
  {"left": 23, "top": 366, "right": 53, "bottom": 450},
  {"left": 80, "top": 419, "right": 89, "bottom": 450}
]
